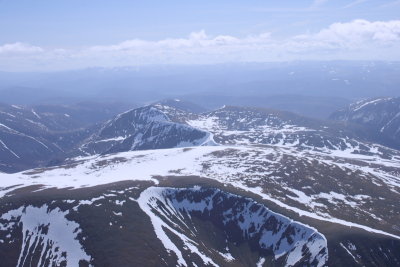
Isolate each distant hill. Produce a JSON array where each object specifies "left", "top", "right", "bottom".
[{"left": 330, "top": 97, "right": 400, "bottom": 149}]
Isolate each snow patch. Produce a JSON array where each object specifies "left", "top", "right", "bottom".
[{"left": 0, "top": 205, "right": 91, "bottom": 266}]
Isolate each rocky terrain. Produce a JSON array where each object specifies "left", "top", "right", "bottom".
[
  {"left": 330, "top": 97, "right": 400, "bottom": 149},
  {"left": 0, "top": 102, "right": 129, "bottom": 172},
  {"left": 79, "top": 105, "right": 215, "bottom": 156},
  {"left": 0, "top": 99, "right": 400, "bottom": 266}
]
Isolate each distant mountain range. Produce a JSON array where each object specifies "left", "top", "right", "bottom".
[
  {"left": 2, "top": 98, "right": 400, "bottom": 172},
  {"left": 1, "top": 61, "right": 400, "bottom": 118}
]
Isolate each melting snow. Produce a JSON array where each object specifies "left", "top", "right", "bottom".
[
  {"left": 0, "top": 205, "right": 91, "bottom": 267},
  {"left": 138, "top": 187, "right": 328, "bottom": 267},
  {"left": 0, "top": 145, "right": 399, "bottom": 240}
]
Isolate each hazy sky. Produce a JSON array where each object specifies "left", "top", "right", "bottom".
[{"left": 1, "top": 0, "right": 400, "bottom": 71}]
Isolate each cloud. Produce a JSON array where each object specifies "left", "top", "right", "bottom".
[
  {"left": 296, "top": 19, "right": 400, "bottom": 46},
  {"left": 86, "top": 20, "right": 400, "bottom": 60},
  {"left": 89, "top": 30, "right": 270, "bottom": 53},
  {"left": 0, "top": 42, "right": 43, "bottom": 54},
  {"left": 0, "top": 20, "right": 399, "bottom": 71}
]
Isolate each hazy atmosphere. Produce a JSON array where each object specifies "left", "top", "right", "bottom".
[
  {"left": 1, "top": 1, "right": 400, "bottom": 267},
  {"left": 1, "top": 0, "right": 400, "bottom": 70}
]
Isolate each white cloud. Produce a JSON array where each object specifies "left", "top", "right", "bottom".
[
  {"left": 296, "top": 19, "right": 400, "bottom": 46},
  {"left": 85, "top": 20, "right": 400, "bottom": 61},
  {"left": 89, "top": 30, "right": 269, "bottom": 52},
  {"left": 0, "top": 20, "right": 399, "bottom": 71},
  {"left": 0, "top": 42, "right": 43, "bottom": 54}
]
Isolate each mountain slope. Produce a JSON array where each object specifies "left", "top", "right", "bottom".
[
  {"left": 1, "top": 101, "right": 400, "bottom": 266},
  {"left": 330, "top": 97, "right": 400, "bottom": 148},
  {"left": 157, "top": 103, "right": 398, "bottom": 160},
  {"left": 1, "top": 148, "right": 400, "bottom": 266},
  {"left": 154, "top": 99, "right": 207, "bottom": 114},
  {"left": 138, "top": 186, "right": 328, "bottom": 267},
  {"left": 79, "top": 106, "right": 215, "bottom": 155},
  {"left": 0, "top": 102, "right": 128, "bottom": 173}
]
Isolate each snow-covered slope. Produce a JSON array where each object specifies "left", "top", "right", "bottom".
[
  {"left": 154, "top": 99, "right": 207, "bottom": 114},
  {"left": 1, "top": 101, "right": 400, "bottom": 266},
  {"left": 0, "top": 205, "right": 91, "bottom": 267},
  {"left": 1, "top": 144, "right": 400, "bottom": 239},
  {"left": 80, "top": 106, "right": 215, "bottom": 155},
  {"left": 3, "top": 100, "right": 394, "bottom": 173},
  {"left": 0, "top": 103, "right": 126, "bottom": 173},
  {"left": 330, "top": 97, "right": 400, "bottom": 148},
  {"left": 0, "top": 148, "right": 399, "bottom": 266},
  {"left": 182, "top": 105, "right": 398, "bottom": 160},
  {"left": 138, "top": 186, "right": 328, "bottom": 267}
]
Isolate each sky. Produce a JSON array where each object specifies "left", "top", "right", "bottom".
[{"left": 0, "top": 0, "right": 399, "bottom": 71}]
